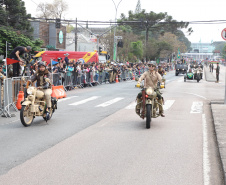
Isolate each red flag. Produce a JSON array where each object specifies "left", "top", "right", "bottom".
[{"left": 6, "top": 58, "right": 20, "bottom": 65}]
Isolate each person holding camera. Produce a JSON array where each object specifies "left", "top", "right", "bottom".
[{"left": 9, "top": 46, "right": 32, "bottom": 77}]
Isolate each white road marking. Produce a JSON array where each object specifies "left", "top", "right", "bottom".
[
  {"left": 58, "top": 96, "right": 78, "bottom": 103},
  {"left": 163, "top": 100, "right": 175, "bottom": 111},
  {"left": 202, "top": 114, "right": 210, "bottom": 185},
  {"left": 190, "top": 102, "right": 203, "bottom": 113},
  {"left": 184, "top": 92, "right": 207, "bottom": 100},
  {"left": 69, "top": 96, "right": 100, "bottom": 106},
  {"left": 125, "top": 100, "right": 175, "bottom": 111},
  {"left": 96, "top": 97, "right": 124, "bottom": 107},
  {"left": 125, "top": 102, "right": 137, "bottom": 109}
]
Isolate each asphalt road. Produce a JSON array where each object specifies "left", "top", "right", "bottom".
[{"left": 0, "top": 68, "right": 225, "bottom": 185}]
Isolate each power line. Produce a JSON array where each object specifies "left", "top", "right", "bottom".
[{"left": 30, "top": 0, "right": 38, "bottom": 6}]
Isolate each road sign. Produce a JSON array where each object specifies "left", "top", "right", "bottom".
[{"left": 221, "top": 28, "right": 226, "bottom": 40}]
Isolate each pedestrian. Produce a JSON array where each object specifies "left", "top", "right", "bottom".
[
  {"left": 209, "top": 63, "right": 211, "bottom": 72},
  {"left": 0, "top": 65, "right": 6, "bottom": 105},
  {"left": 215, "top": 63, "right": 220, "bottom": 83},
  {"left": 9, "top": 46, "right": 32, "bottom": 77},
  {"left": 64, "top": 53, "right": 69, "bottom": 66},
  {"left": 211, "top": 63, "right": 214, "bottom": 72}
]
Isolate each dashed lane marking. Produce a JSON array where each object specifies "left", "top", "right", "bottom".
[
  {"left": 190, "top": 102, "right": 203, "bottom": 113},
  {"left": 163, "top": 100, "right": 175, "bottom": 111},
  {"left": 69, "top": 96, "right": 100, "bottom": 106},
  {"left": 125, "top": 100, "right": 175, "bottom": 111},
  {"left": 58, "top": 96, "right": 78, "bottom": 103},
  {"left": 96, "top": 98, "right": 124, "bottom": 107},
  {"left": 125, "top": 102, "right": 137, "bottom": 110}
]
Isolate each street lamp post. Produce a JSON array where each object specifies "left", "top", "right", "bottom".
[{"left": 111, "top": 0, "right": 123, "bottom": 62}]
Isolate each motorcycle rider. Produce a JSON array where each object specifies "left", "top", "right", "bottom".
[
  {"left": 30, "top": 62, "right": 52, "bottom": 113},
  {"left": 136, "top": 61, "right": 165, "bottom": 117}
]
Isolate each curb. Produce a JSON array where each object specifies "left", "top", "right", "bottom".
[{"left": 210, "top": 100, "right": 226, "bottom": 184}]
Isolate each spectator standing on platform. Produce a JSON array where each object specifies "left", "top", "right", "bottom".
[
  {"left": 215, "top": 63, "right": 220, "bottom": 83},
  {"left": 9, "top": 46, "right": 32, "bottom": 77},
  {"left": 64, "top": 53, "right": 69, "bottom": 66}
]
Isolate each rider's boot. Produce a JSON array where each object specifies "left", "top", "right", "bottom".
[
  {"left": 158, "top": 99, "right": 165, "bottom": 117},
  {"left": 136, "top": 98, "right": 142, "bottom": 116}
]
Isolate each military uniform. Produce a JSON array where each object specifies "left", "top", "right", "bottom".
[
  {"left": 0, "top": 72, "right": 6, "bottom": 105},
  {"left": 216, "top": 65, "right": 220, "bottom": 82},
  {"left": 137, "top": 70, "right": 164, "bottom": 116},
  {"left": 31, "top": 69, "right": 52, "bottom": 108}
]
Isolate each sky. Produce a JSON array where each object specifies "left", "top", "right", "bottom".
[{"left": 23, "top": 0, "right": 226, "bottom": 43}]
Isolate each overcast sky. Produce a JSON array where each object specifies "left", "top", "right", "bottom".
[{"left": 24, "top": 0, "right": 226, "bottom": 43}]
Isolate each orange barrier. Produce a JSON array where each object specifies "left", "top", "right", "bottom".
[
  {"left": 16, "top": 91, "right": 24, "bottom": 110},
  {"left": 51, "top": 85, "right": 67, "bottom": 99},
  {"left": 132, "top": 73, "right": 135, "bottom": 80},
  {"left": 116, "top": 75, "right": 119, "bottom": 83}
]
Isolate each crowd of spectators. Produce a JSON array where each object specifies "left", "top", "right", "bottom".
[{"left": 0, "top": 57, "right": 174, "bottom": 91}]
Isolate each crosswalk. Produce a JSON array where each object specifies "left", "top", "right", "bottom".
[{"left": 59, "top": 96, "right": 203, "bottom": 114}]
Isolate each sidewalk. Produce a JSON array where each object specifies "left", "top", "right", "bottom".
[{"left": 205, "top": 65, "right": 226, "bottom": 181}]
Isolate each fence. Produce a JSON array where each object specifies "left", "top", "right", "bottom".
[
  {"left": 0, "top": 68, "right": 146, "bottom": 118},
  {"left": 51, "top": 68, "right": 143, "bottom": 90}
]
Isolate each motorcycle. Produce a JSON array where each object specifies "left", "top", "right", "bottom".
[
  {"left": 20, "top": 80, "right": 57, "bottom": 127},
  {"left": 184, "top": 68, "right": 202, "bottom": 83},
  {"left": 135, "top": 83, "right": 163, "bottom": 129}
]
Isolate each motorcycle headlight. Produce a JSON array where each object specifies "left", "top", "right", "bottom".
[
  {"left": 146, "top": 88, "right": 153, "bottom": 95},
  {"left": 27, "top": 87, "right": 34, "bottom": 95}
]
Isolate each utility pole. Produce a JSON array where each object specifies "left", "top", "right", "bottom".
[{"left": 75, "top": 18, "right": 77, "bottom": 51}]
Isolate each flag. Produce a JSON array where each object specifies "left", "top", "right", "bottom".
[
  {"left": 6, "top": 58, "right": 20, "bottom": 65},
  {"left": 177, "top": 49, "right": 180, "bottom": 59}
]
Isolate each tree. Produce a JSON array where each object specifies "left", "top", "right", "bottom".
[
  {"left": 119, "top": 10, "right": 192, "bottom": 60},
  {"left": 135, "top": 0, "right": 141, "bottom": 14},
  {"left": 0, "top": 0, "right": 33, "bottom": 36},
  {"left": 36, "top": 0, "right": 68, "bottom": 19},
  {"left": 130, "top": 40, "right": 143, "bottom": 61},
  {"left": 36, "top": 2, "right": 52, "bottom": 20},
  {"left": 0, "top": 26, "right": 43, "bottom": 57}
]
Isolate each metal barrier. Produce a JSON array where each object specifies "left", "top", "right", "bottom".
[{"left": 0, "top": 78, "right": 18, "bottom": 118}]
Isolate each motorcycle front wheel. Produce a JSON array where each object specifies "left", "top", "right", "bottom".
[
  {"left": 146, "top": 104, "right": 152, "bottom": 129},
  {"left": 20, "top": 105, "right": 34, "bottom": 127}
]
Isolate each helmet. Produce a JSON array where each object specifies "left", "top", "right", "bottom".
[
  {"left": 26, "top": 46, "right": 32, "bottom": 51},
  {"left": 147, "top": 61, "right": 156, "bottom": 67},
  {"left": 38, "top": 62, "right": 46, "bottom": 67}
]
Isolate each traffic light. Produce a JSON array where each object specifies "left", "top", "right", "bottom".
[
  {"left": 99, "top": 47, "right": 103, "bottom": 54},
  {"left": 117, "top": 41, "right": 123, "bottom": 48},
  {"left": 7, "top": 42, "right": 12, "bottom": 51},
  {"left": 55, "top": 18, "right": 61, "bottom": 28}
]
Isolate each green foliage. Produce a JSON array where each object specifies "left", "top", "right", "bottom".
[
  {"left": 118, "top": 9, "right": 192, "bottom": 53},
  {"left": 130, "top": 40, "right": 143, "bottom": 60},
  {"left": 0, "top": 0, "right": 33, "bottom": 36},
  {"left": 0, "top": 26, "right": 43, "bottom": 57}
]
